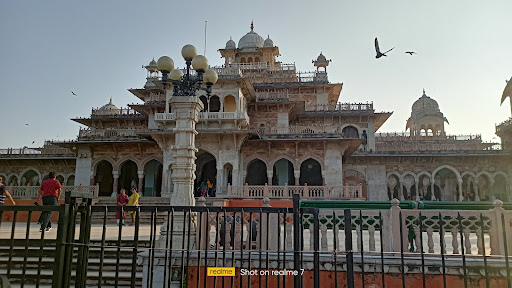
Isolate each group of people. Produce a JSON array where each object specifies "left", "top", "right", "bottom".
[
  {"left": 198, "top": 179, "right": 215, "bottom": 197},
  {"left": 115, "top": 188, "right": 139, "bottom": 226},
  {"left": 0, "top": 172, "right": 141, "bottom": 231}
]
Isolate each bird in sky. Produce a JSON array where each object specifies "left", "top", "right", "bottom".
[
  {"left": 24, "top": 123, "right": 29, "bottom": 126},
  {"left": 71, "top": 91, "right": 77, "bottom": 96},
  {"left": 32, "top": 141, "right": 35, "bottom": 144},
  {"left": 375, "top": 37, "right": 394, "bottom": 58},
  {"left": 405, "top": 51, "right": 417, "bottom": 55}
]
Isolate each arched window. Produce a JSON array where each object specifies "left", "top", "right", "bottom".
[
  {"left": 246, "top": 159, "right": 267, "bottom": 185},
  {"left": 299, "top": 159, "right": 322, "bottom": 186},
  {"left": 95, "top": 161, "right": 113, "bottom": 196},
  {"left": 342, "top": 126, "right": 359, "bottom": 138},
  {"left": 248, "top": 57, "right": 253, "bottom": 63},
  {"left": 224, "top": 95, "right": 236, "bottom": 112},
  {"left": 209, "top": 96, "right": 221, "bottom": 112},
  {"left": 241, "top": 57, "right": 246, "bottom": 63},
  {"left": 255, "top": 57, "right": 260, "bottom": 63}
]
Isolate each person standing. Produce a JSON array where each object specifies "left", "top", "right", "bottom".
[
  {"left": 36, "top": 172, "right": 61, "bottom": 232},
  {"left": 200, "top": 180, "right": 208, "bottom": 197},
  {"left": 207, "top": 179, "right": 213, "bottom": 197},
  {"left": 127, "top": 188, "right": 140, "bottom": 226},
  {"left": 0, "top": 176, "right": 16, "bottom": 206},
  {"left": 116, "top": 188, "right": 129, "bottom": 226}
]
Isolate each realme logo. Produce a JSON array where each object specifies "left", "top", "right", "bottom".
[{"left": 207, "top": 267, "right": 235, "bottom": 277}]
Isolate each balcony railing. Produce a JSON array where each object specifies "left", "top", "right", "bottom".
[
  {"left": 10, "top": 185, "right": 99, "bottom": 199},
  {"left": 307, "top": 102, "right": 374, "bottom": 112},
  {"left": 227, "top": 183, "right": 364, "bottom": 200},
  {"left": 78, "top": 128, "right": 142, "bottom": 140},
  {"left": 155, "top": 111, "right": 249, "bottom": 122},
  {"left": 376, "top": 132, "right": 482, "bottom": 141}
]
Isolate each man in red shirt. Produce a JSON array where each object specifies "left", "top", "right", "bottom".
[{"left": 36, "top": 172, "right": 62, "bottom": 232}]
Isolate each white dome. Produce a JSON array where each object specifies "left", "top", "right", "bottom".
[
  {"left": 316, "top": 53, "right": 327, "bottom": 62},
  {"left": 225, "top": 39, "right": 236, "bottom": 49},
  {"left": 263, "top": 36, "right": 273, "bottom": 47},
  {"left": 238, "top": 22, "right": 264, "bottom": 50},
  {"left": 412, "top": 90, "right": 439, "bottom": 112},
  {"left": 94, "top": 98, "right": 121, "bottom": 115}
]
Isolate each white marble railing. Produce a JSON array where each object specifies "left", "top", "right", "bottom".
[
  {"left": 155, "top": 111, "right": 249, "bottom": 122},
  {"left": 195, "top": 198, "right": 511, "bottom": 256},
  {"left": 227, "top": 184, "right": 364, "bottom": 199},
  {"left": 10, "top": 185, "right": 99, "bottom": 199}
]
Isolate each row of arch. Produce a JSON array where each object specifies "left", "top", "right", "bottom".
[
  {"left": 197, "top": 95, "right": 236, "bottom": 113},
  {"left": 387, "top": 166, "right": 509, "bottom": 202},
  {"left": 1, "top": 169, "right": 75, "bottom": 187}
]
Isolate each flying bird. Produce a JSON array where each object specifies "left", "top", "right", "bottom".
[
  {"left": 24, "top": 124, "right": 29, "bottom": 126},
  {"left": 375, "top": 37, "right": 394, "bottom": 58},
  {"left": 71, "top": 91, "right": 77, "bottom": 96},
  {"left": 32, "top": 141, "right": 35, "bottom": 144},
  {"left": 405, "top": 51, "right": 417, "bottom": 55}
]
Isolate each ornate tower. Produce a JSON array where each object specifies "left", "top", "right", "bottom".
[{"left": 406, "top": 89, "right": 449, "bottom": 136}]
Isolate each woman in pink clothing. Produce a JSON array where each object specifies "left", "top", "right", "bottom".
[{"left": 116, "top": 189, "right": 129, "bottom": 226}]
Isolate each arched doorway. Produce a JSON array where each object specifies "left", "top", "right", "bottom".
[
  {"left": 95, "top": 161, "right": 113, "bottom": 196},
  {"left": 56, "top": 175, "right": 65, "bottom": 185},
  {"left": 144, "top": 160, "right": 163, "bottom": 197},
  {"left": 342, "top": 126, "right": 359, "bottom": 138},
  {"left": 199, "top": 96, "right": 208, "bottom": 112},
  {"left": 462, "top": 174, "right": 476, "bottom": 201},
  {"left": 344, "top": 169, "right": 367, "bottom": 198},
  {"left": 272, "top": 159, "right": 294, "bottom": 185},
  {"left": 195, "top": 151, "right": 217, "bottom": 197},
  {"left": 246, "top": 159, "right": 267, "bottom": 185},
  {"left": 119, "top": 160, "right": 138, "bottom": 193},
  {"left": 224, "top": 96, "right": 236, "bottom": 112},
  {"left": 433, "top": 168, "right": 460, "bottom": 201},
  {"left": 387, "top": 174, "right": 400, "bottom": 200},
  {"left": 21, "top": 170, "right": 40, "bottom": 186},
  {"left": 66, "top": 175, "right": 75, "bottom": 186},
  {"left": 494, "top": 174, "right": 508, "bottom": 201},
  {"left": 210, "top": 96, "right": 221, "bottom": 112},
  {"left": 299, "top": 158, "right": 322, "bottom": 186},
  {"left": 403, "top": 174, "right": 415, "bottom": 200},
  {"left": 478, "top": 174, "right": 492, "bottom": 201},
  {"left": 7, "top": 175, "right": 18, "bottom": 186}
]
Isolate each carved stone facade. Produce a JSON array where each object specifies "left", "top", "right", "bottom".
[{"left": 2, "top": 23, "right": 510, "bottom": 203}]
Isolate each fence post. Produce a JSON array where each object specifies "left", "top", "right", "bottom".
[
  {"left": 196, "top": 197, "right": 207, "bottom": 250},
  {"left": 491, "top": 200, "right": 505, "bottom": 255},
  {"left": 344, "top": 209, "right": 355, "bottom": 288},
  {"left": 264, "top": 183, "right": 269, "bottom": 198},
  {"left": 94, "top": 184, "right": 99, "bottom": 198},
  {"left": 244, "top": 183, "right": 249, "bottom": 197},
  {"left": 390, "top": 198, "right": 402, "bottom": 252},
  {"left": 304, "top": 184, "right": 309, "bottom": 199},
  {"left": 52, "top": 191, "right": 73, "bottom": 288},
  {"left": 293, "top": 194, "right": 300, "bottom": 288}
]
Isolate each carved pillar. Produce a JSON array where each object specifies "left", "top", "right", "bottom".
[
  {"left": 490, "top": 179, "right": 495, "bottom": 201},
  {"left": 431, "top": 181, "right": 436, "bottom": 201},
  {"left": 399, "top": 179, "right": 404, "bottom": 201},
  {"left": 137, "top": 171, "right": 144, "bottom": 195},
  {"left": 90, "top": 171, "right": 95, "bottom": 186},
  {"left": 474, "top": 180, "right": 480, "bottom": 201},
  {"left": 458, "top": 179, "right": 464, "bottom": 202},
  {"left": 415, "top": 180, "right": 420, "bottom": 201},
  {"left": 169, "top": 96, "right": 203, "bottom": 207},
  {"left": 216, "top": 165, "right": 223, "bottom": 196},
  {"left": 112, "top": 171, "right": 119, "bottom": 197},
  {"left": 294, "top": 170, "right": 300, "bottom": 185},
  {"left": 267, "top": 170, "right": 273, "bottom": 185}
]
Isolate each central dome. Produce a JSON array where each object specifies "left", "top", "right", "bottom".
[
  {"left": 238, "top": 22, "right": 264, "bottom": 50},
  {"left": 412, "top": 90, "right": 440, "bottom": 112}
]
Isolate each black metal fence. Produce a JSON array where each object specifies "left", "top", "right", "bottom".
[{"left": 0, "top": 193, "right": 511, "bottom": 288}]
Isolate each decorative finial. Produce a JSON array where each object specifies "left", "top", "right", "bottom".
[
  {"left": 230, "top": 36, "right": 232, "bottom": 40},
  {"left": 250, "top": 20, "right": 254, "bottom": 31},
  {"left": 422, "top": 88, "right": 426, "bottom": 96},
  {"left": 109, "top": 97, "right": 113, "bottom": 104}
]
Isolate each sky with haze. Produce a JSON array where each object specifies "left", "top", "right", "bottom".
[{"left": 1, "top": 0, "right": 511, "bottom": 147}]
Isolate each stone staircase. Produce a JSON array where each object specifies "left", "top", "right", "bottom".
[{"left": 0, "top": 239, "right": 149, "bottom": 287}]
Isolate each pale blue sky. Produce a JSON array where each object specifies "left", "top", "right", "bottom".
[{"left": 1, "top": 0, "right": 510, "bottom": 147}]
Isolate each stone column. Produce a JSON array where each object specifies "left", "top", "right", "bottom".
[
  {"left": 90, "top": 172, "right": 95, "bottom": 186},
  {"left": 294, "top": 170, "right": 300, "bottom": 185},
  {"left": 399, "top": 179, "right": 404, "bottom": 201},
  {"left": 216, "top": 165, "right": 223, "bottom": 196},
  {"left": 169, "top": 96, "right": 203, "bottom": 207},
  {"left": 415, "top": 180, "right": 420, "bottom": 201},
  {"left": 458, "top": 179, "right": 464, "bottom": 202},
  {"left": 490, "top": 179, "right": 495, "bottom": 201},
  {"left": 431, "top": 181, "right": 436, "bottom": 201},
  {"left": 267, "top": 170, "right": 273, "bottom": 185},
  {"left": 112, "top": 171, "right": 119, "bottom": 197},
  {"left": 137, "top": 171, "right": 144, "bottom": 195},
  {"left": 474, "top": 180, "right": 480, "bottom": 201}
]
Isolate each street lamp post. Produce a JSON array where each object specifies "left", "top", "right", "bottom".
[
  {"left": 156, "top": 44, "right": 218, "bottom": 207},
  {"left": 143, "top": 45, "right": 217, "bottom": 287}
]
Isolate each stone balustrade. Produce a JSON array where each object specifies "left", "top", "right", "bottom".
[
  {"left": 307, "top": 102, "right": 374, "bottom": 112},
  {"left": 227, "top": 183, "right": 364, "bottom": 199},
  {"left": 195, "top": 198, "right": 510, "bottom": 257},
  {"left": 9, "top": 185, "right": 99, "bottom": 199},
  {"left": 155, "top": 111, "right": 249, "bottom": 122}
]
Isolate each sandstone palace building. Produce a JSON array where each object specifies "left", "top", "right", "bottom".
[{"left": 1, "top": 24, "right": 510, "bottom": 205}]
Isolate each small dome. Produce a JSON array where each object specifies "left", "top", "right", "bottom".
[
  {"left": 145, "top": 58, "right": 158, "bottom": 73},
  {"left": 225, "top": 38, "right": 236, "bottom": 49},
  {"left": 95, "top": 98, "right": 121, "bottom": 115},
  {"left": 238, "top": 22, "right": 264, "bottom": 50},
  {"left": 264, "top": 35, "right": 273, "bottom": 47},
  {"left": 412, "top": 89, "right": 440, "bottom": 112},
  {"left": 316, "top": 53, "right": 327, "bottom": 62}
]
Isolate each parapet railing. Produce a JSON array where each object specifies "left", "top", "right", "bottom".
[
  {"left": 227, "top": 183, "right": 365, "bottom": 200},
  {"left": 9, "top": 185, "right": 99, "bottom": 199}
]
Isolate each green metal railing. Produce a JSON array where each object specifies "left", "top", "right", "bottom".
[{"left": 300, "top": 200, "right": 512, "bottom": 210}]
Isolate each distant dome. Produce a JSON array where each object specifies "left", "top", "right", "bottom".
[
  {"left": 94, "top": 98, "right": 121, "bottom": 115},
  {"left": 412, "top": 90, "right": 440, "bottom": 112},
  {"left": 238, "top": 22, "right": 264, "bottom": 50},
  {"left": 263, "top": 35, "right": 273, "bottom": 47},
  {"left": 316, "top": 53, "right": 327, "bottom": 62},
  {"left": 225, "top": 38, "right": 236, "bottom": 49},
  {"left": 145, "top": 58, "right": 158, "bottom": 72}
]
